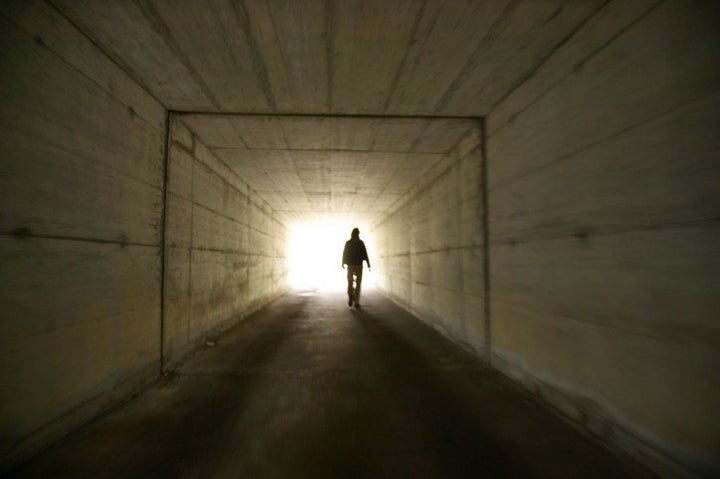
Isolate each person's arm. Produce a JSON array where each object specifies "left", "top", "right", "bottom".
[
  {"left": 363, "top": 243, "right": 371, "bottom": 269},
  {"left": 342, "top": 243, "right": 348, "bottom": 268}
]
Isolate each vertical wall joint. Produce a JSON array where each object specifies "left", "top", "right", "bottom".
[
  {"left": 480, "top": 117, "right": 491, "bottom": 363},
  {"left": 159, "top": 111, "right": 172, "bottom": 375}
]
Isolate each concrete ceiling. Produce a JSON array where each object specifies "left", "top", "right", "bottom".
[
  {"left": 50, "top": 0, "right": 604, "bottom": 224},
  {"left": 53, "top": 0, "right": 602, "bottom": 116},
  {"left": 179, "top": 114, "right": 478, "bottom": 224}
]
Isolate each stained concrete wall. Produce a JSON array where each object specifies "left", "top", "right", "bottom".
[
  {"left": 374, "top": 130, "right": 487, "bottom": 351},
  {"left": 485, "top": 2, "right": 720, "bottom": 477},
  {"left": 163, "top": 118, "right": 288, "bottom": 368},
  {"left": 0, "top": 1, "right": 165, "bottom": 470}
]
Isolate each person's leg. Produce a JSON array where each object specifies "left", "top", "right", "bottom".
[
  {"left": 354, "top": 267, "right": 363, "bottom": 306},
  {"left": 346, "top": 267, "right": 354, "bottom": 306}
]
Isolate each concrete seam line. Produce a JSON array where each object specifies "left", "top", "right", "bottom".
[
  {"left": 480, "top": 117, "right": 491, "bottom": 363},
  {"left": 170, "top": 110, "right": 480, "bottom": 121},
  {"left": 209, "top": 147, "right": 452, "bottom": 155},
  {"left": 489, "top": 215, "right": 720, "bottom": 246},
  {"left": 324, "top": 0, "right": 335, "bottom": 113},
  {"left": 0, "top": 230, "right": 155, "bottom": 247},
  {"left": 159, "top": 111, "right": 171, "bottom": 375},
  {"left": 485, "top": 0, "right": 613, "bottom": 120},
  {"left": 134, "top": 0, "right": 222, "bottom": 111},
  {"left": 43, "top": 0, "right": 167, "bottom": 125},
  {"left": 487, "top": 0, "right": 664, "bottom": 138},
  {"left": 372, "top": 129, "right": 481, "bottom": 230}
]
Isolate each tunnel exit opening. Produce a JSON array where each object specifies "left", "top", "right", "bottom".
[{"left": 287, "top": 219, "right": 376, "bottom": 292}]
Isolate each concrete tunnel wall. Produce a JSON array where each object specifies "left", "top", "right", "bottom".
[
  {"left": 0, "top": 2, "right": 165, "bottom": 467},
  {"left": 163, "top": 118, "right": 288, "bottom": 369},
  {"left": 373, "top": 128, "right": 488, "bottom": 352},
  {"left": 373, "top": 2, "right": 720, "bottom": 477},
  {"left": 0, "top": 4, "right": 288, "bottom": 469}
]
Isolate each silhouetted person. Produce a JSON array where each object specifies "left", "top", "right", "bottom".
[{"left": 342, "top": 228, "right": 370, "bottom": 308}]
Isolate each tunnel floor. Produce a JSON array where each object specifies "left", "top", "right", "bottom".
[{"left": 10, "top": 291, "right": 651, "bottom": 478}]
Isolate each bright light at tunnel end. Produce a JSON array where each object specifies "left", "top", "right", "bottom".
[{"left": 287, "top": 219, "right": 375, "bottom": 292}]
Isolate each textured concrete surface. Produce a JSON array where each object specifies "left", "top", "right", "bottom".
[
  {"left": 163, "top": 118, "right": 288, "bottom": 368},
  {"left": 7, "top": 292, "right": 650, "bottom": 479},
  {"left": 175, "top": 115, "right": 476, "bottom": 224},
  {"left": 485, "top": 1, "right": 720, "bottom": 477},
  {"left": 373, "top": 129, "right": 487, "bottom": 352},
  {"left": 179, "top": 115, "right": 476, "bottom": 224},
  {"left": 0, "top": 0, "right": 165, "bottom": 469},
  {"left": 49, "top": 0, "right": 607, "bottom": 115}
]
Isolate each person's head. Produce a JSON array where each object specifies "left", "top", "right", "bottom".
[{"left": 351, "top": 227, "right": 360, "bottom": 239}]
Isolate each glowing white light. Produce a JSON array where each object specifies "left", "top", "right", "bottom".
[{"left": 287, "top": 220, "right": 375, "bottom": 291}]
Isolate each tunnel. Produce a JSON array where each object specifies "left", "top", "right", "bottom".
[{"left": 1, "top": 1, "right": 718, "bottom": 477}]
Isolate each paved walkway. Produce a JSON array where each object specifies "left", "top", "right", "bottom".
[{"left": 9, "top": 291, "right": 650, "bottom": 478}]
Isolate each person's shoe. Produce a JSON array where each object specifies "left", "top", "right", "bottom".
[
  {"left": 354, "top": 303, "right": 361, "bottom": 309},
  {"left": 348, "top": 296, "right": 353, "bottom": 307}
]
